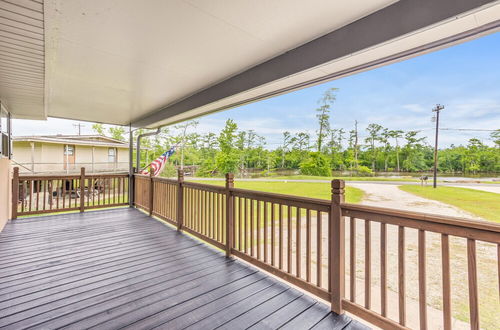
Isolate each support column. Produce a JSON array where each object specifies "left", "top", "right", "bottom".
[
  {"left": 177, "top": 169, "right": 184, "bottom": 231},
  {"left": 128, "top": 124, "right": 134, "bottom": 207},
  {"left": 149, "top": 170, "right": 154, "bottom": 216},
  {"left": 11, "top": 167, "right": 19, "bottom": 220}
]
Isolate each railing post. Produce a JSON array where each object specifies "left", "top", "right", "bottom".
[
  {"left": 225, "top": 173, "right": 234, "bottom": 257},
  {"left": 331, "top": 179, "right": 345, "bottom": 314},
  {"left": 79, "top": 167, "right": 85, "bottom": 213},
  {"left": 149, "top": 170, "right": 154, "bottom": 216},
  {"left": 11, "top": 167, "right": 19, "bottom": 220},
  {"left": 129, "top": 167, "right": 135, "bottom": 207},
  {"left": 177, "top": 169, "right": 184, "bottom": 231}
]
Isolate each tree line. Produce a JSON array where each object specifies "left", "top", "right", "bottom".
[{"left": 92, "top": 88, "right": 500, "bottom": 177}]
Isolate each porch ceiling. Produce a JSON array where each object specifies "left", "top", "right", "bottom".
[{"left": 1, "top": 0, "right": 499, "bottom": 127}]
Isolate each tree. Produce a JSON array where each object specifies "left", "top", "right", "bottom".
[
  {"left": 380, "top": 128, "right": 391, "bottom": 171},
  {"left": 365, "top": 123, "right": 383, "bottom": 171},
  {"left": 348, "top": 120, "right": 359, "bottom": 170},
  {"left": 389, "top": 129, "right": 404, "bottom": 171},
  {"left": 174, "top": 120, "right": 199, "bottom": 170},
  {"left": 216, "top": 119, "right": 239, "bottom": 174},
  {"left": 492, "top": 129, "right": 500, "bottom": 148},
  {"left": 92, "top": 124, "right": 105, "bottom": 136},
  {"left": 280, "top": 131, "right": 293, "bottom": 168},
  {"left": 108, "top": 126, "right": 125, "bottom": 141},
  {"left": 315, "top": 88, "right": 338, "bottom": 152}
]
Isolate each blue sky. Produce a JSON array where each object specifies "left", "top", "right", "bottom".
[{"left": 14, "top": 31, "right": 500, "bottom": 147}]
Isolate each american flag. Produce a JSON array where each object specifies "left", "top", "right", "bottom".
[{"left": 141, "top": 146, "right": 176, "bottom": 176}]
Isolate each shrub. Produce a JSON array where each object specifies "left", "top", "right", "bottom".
[
  {"left": 299, "top": 152, "right": 331, "bottom": 176},
  {"left": 355, "top": 165, "right": 373, "bottom": 176}
]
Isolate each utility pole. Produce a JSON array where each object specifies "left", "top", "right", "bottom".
[
  {"left": 73, "top": 123, "right": 85, "bottom": 135},
  {"left": 432, "top": 104, "right": 444, "bottom": 188},
  {"left": 354, "top": 120, "right": 358, "bottom": 168}
]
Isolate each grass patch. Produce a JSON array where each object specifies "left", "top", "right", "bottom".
[
  {"left": 192, "top": 180, "right": 364, "bottom": 204},
  {"left": 272, "top": 175, "right": 420, "bottom": 182},
  {"left": 399, "top": 185, "right": 500, "bottom": 222}
]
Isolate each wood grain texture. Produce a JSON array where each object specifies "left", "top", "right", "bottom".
[{"left": 0, "top": 208, "right": 356, "bottom": 330}]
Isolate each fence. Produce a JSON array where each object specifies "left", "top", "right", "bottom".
[
  {"left": 11, "top": 167, "right": 129, "bottom": 218},
  {"left": 133, "top": 170, "right": 500, "bottom": 330}
]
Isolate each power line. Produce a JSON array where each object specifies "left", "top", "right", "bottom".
[{"left": 440, "top": 128, "right": 497, "bottom": 132}]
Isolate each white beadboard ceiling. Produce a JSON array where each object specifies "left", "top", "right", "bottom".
[
  {"left": 0, "top": 0, "right": 44, "bottom": 119},
  {"left": 1, "top": 0, "right": 499, "bottom": 127}
]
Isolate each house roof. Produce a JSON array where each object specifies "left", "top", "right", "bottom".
[
  {"left": 13, "top": 135, "right": 129, "bottom": 148},
  {"left": 1, "top": 0, "right": 499, "bottom": 127}
]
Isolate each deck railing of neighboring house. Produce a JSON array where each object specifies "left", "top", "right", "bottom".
[
  {"left": 11, "top": 167, "right": 129, "bottom": 218},
  {"left": 133, "top": 171, "right": 500, "bottom": 330}
]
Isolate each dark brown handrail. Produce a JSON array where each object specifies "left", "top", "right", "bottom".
[{"left": 12, "top": 167, "right": 130, "bottom": 218}]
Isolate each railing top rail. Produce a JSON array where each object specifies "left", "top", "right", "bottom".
[
  {"left": 18, "top": 172, "right": 129, "bottom": 180},
  {"left": 152, "top": 176, "right": 181, "bottom": 185},
  {"left": 341, "top": 203, "right": 500, "bottom": 242},
  {"left": 183, "top": 181, "right": 226, "bottom": 192},
  {"left": 18, "top": 175, "right": 81, "bottom": 180},
  {"left": 230, "top": 186, "right": 330, "bottom": 211}
]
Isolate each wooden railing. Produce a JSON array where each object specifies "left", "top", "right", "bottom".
[
  {"left": 134, "top": 171, "right": 500, "bottom": 330},
  {"left": 11, "top": 167, "right": 129, "bottom": 218}
]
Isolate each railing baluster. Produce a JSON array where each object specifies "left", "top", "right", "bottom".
[
  {"left": 36, "top": 180, "right": 40, "bottom": 211},
  {"left": 279, "top": 204, "right": 283, "bottom": 270},
  {"left": 306, "top": 209, "right": 311, "bottom": 283},
  {"left": 467, "top": 238, "right": 479, "bottom": 330},
  {"left": 42, "top": 180, "right": 46, "bottom": 210},
  {"left": 250, "top": 199, "right": 255, "bottom": 257},
  {"left": 288, "top": 205, "right": 292, "bottom": 273},
  {"left": 381, "top": 222, "right": 387, "bottom": 317},
  {"left": 398, "top": 226, "right": 406, "bottom": 326},
  {"left": 241, "top": 198, "right": 249, "bottom": 254},
  {"left": 296, "top": 207, "right": 301, "bottom": 278},
  {"left": 317, "top": 210, "right": 322, "bottom": 288},
  {"left": 441, "top": 234, "right": 451, "bottom": 330},
  {"left": 264, "top": 201, "right": 269, "bottom": 263},
  {"left": 239, "top": 197, "right": 243, "bottom": 251},
  {"left": 418, "top": 229, "right": 427, "bottom": 330},
  {"left": 350, "top": 217, "right": 356, "bottom": 302},
  {"left": 257, "top": 200, "right": 261, "bottom": 260},
  {"left": 214, "top": 192, "right": 218, "bottom": 241},
  {"left": 271, "top": 203, "right": 275, "bottom": 266},
  {"left": 28, "top": 180, "right": 32, "bottom": 212},
  {"left": 63, "top": 179, "right": 67, "bottom": 209},
  {"left": 365, "top": 220, "right": 371, "bottom": 309}
]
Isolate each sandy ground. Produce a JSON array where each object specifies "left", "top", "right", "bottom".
[
  {"left": 348, "top": 182, "right": 484, "bottom": 220},
  {"left": 238, "top": 183, "right": 499, "bottom": 329}
]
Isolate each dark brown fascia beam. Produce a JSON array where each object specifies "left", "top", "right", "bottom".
[{"left": 132, "top": 0, "right": 497, "bottom": 128}]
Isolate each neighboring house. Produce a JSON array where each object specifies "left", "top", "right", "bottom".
[{"left": 12, "top": 135, "right": 129, "bottom": 174}]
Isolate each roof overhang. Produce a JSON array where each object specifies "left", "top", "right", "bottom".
[{"left": 1, "top": 0, "right": 499, "bottom": 127}]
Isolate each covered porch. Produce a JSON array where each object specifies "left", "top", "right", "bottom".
[
  {"left": 1, "top": 1, "right": 500, "bottom": 329},
  {"left": 0, "top": 207, "right": 366, "bottom": 330}
]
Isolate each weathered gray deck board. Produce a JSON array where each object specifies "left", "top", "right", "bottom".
[{"left": 0, "top": 208, "right": 369, "bottom": 330}]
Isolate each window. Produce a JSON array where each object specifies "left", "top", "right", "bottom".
[
  {"left": 108, "top": 148, "right": 116, "bottom": 162},
  {"left": 64, "top": 145, "right": 74, "bottom": 155},
  {"left": 0, "top": 103, "right": 11, "bottom": 158}
]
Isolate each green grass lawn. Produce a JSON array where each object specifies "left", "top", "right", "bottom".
[
  {"left": 399, "top": 185, "right": 500, "bottom": 222},
  {"left": 193, "top": 180, "right": 364, "bottom": 204}
]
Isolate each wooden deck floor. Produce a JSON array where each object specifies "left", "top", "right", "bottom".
[{"left": 0, "top": 208, "right": 369, "bottom": 330}]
